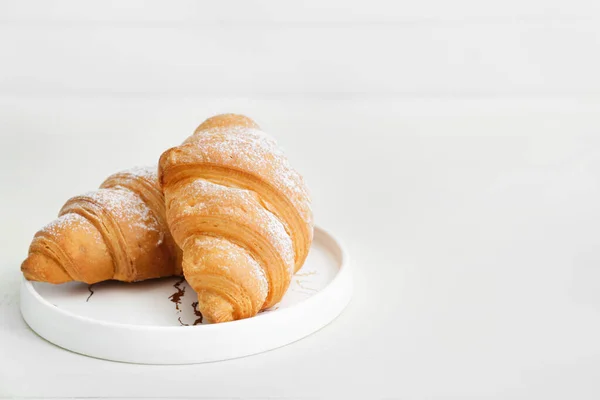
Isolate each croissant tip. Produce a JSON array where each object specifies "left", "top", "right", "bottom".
[
  {"left": 195, "top": 114, "right": 259, "bottom": 133},
  {"left": 196, "top": 292, "right": 235, "bottom": 324},
  {"left": 21, "top": 252, "right": 73, "bottom": 284}
]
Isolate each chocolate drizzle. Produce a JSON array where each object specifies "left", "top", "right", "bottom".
[
  {"left": 168, "top": 278, "right": 205, "bottom": 326},
  {"left": 259, "top": 306, "right": 279, "bottom": 314},
  {"left": 169, "top": 277, "right": 186, "bottom": 311},
  {"left": 86, "top": 284, "right": 95, "bottom": 302},
  {"left": 191, "top": 301, "right": 203, "bottom": 325},
  {"left": 177, "top": 302, "right": 204, "bottom": 326}
]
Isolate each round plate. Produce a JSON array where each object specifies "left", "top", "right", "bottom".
[{"left": 20, "top": 226, "right": 352, "bottom": 364}]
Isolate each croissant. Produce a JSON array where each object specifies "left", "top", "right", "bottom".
[
  {"left": 159, "top": 114, "right": 314, "bottom": 323},
  {"left": 22, "top": 167, "right": 182, "bottom": 284}
]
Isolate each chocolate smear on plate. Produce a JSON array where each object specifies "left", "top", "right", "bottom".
[
  {"left": 178, "top": 302, "right": 204, "bottom": 326},
  {"left": 169, "top": 277, "right": 186, "bottom": 311},
  {"left": 191, "top": 301, "right": 203, "bottom": 325},
  {"left": 86, "top": 284, "right": 95, "bottom": 302}
]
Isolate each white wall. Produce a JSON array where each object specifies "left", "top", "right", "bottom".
[{"left": 1, "top": 0, "right": 600, "bottom": 96}]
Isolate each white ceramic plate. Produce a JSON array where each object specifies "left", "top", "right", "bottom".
[{"left": 20, "top": 226, "right": 352, "bottom": 364}]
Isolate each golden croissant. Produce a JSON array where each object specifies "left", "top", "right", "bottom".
[
  {"left": 22, "top": 167, "right": 182, "bottom": 284},
  {"left": 159, "top": 114, "right": 314, "bottom": 323}
]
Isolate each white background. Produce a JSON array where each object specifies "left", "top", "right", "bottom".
[{"left": 2, "top": 0, "right": 600, "bottom": 398}]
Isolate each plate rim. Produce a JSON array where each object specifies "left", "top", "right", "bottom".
[
  {"left": 22, "top": 225, "right": 347, "bottom": 331},
  {"left": 20, "top": 225, "right": 352, "bottom": 364}
]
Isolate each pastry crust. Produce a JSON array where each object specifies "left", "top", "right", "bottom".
[
  {"left": 159, "top": 114, "right": 313, "bottom": 323},
  {"left": 21, "top": 167, "right": 182, "bottom": 284}
]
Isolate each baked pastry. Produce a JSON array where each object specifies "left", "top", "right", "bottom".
[
  {"left": 22, "top": 167, "right": 182, "bottom": 284},
  {"left": 159, "top": 114, "right": 313, "bottom": 323}
]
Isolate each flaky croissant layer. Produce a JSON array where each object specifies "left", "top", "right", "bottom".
[
  {"left": 160, "top": 114, "right": 313, "bottom": 323},
  {"left": 22, "top": 167, "right": 182, "bottom": 284}
]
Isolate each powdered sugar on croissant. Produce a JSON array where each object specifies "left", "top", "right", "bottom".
[{"left": 159, "top": 114, "right": 313, "bottom": 323}]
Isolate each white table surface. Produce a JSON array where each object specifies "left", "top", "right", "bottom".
[{"left": 2, "top": 96, "right": 600, "bottom": 399}]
